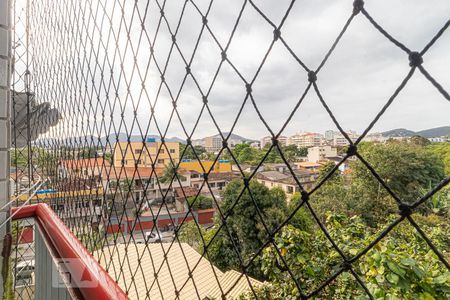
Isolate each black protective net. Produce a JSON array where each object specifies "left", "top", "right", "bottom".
[{"left": 9, "top": 0, "right": 450, "bottom": 299}]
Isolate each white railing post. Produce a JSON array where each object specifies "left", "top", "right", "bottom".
[{"left": 0, "top": 0, "right": 11, "bottom": 296}]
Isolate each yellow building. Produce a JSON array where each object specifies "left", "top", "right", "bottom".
[
  {"left": 179, "top": 160, "right": 232, "bottom": 173},
  {"left": 113, "top": 140, "right": 179, "bottom": 168}
]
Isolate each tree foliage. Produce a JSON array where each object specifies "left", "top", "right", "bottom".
[
  {"left": 178, "top": 221, "right": 206, "bottom": 250},
  {"left": 159, "top": 162, "right": 186, "bottom": 184},
  {"left": 410, "top": 135, "right": 431, "bottom": 146},
  {"left": 258, "top": 214, "right": 450, "bottom": 299},
  {"left": 427, "top": 142, "right": 450, "bottom": 175},
  {"left": 221, "top": 143, "right": 307, "bottom": 165},
  {"left": 180, "top": 143, "right": 207, "bottom": 160},
  {"left": 175, "top": 141, "right": 450, "bottom": 298},
  {"left": 206, "top": 180, "right": 288, "bottom": 277},
  {"left": 351, "top": 142, "right": 445, "bottom": 204},
  {"left": 187, "top": 195, "right": 213, "bottom": 210}
]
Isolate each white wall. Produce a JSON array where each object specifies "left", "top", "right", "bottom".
[{"left": 0, "top": 0, "right": 11, "bottom": 295}]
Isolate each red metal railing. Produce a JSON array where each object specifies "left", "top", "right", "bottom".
[{"left": 12, "top": 204, "right": 128, "bottom": 300}]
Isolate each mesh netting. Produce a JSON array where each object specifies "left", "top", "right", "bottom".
[{"left": 9, "top": 0, "right": 450, "bottom": 299}]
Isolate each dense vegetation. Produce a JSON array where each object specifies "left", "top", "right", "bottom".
[
  {"left": 179, "top": 141, "right": 450, "bottom": 298},
  {"left": 180, "top": 143, "right": 308, "bottom": 165},
  {"left": 187, "top": 195, "right": 213, "bottom": 210}
]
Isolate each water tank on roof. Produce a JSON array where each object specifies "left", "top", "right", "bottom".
[{"left": 146, "top": 137, "right": 156, "bottom": 143}]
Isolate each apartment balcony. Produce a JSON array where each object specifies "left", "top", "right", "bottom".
[
  {"left": 1, "top": 0, "right": 449, "bottom": 299},
  {"left": 9, "top": 204, "right": 127, "bottom": 300}
]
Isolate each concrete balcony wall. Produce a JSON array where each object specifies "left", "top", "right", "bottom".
[{"left": 0, "top": 0, "right": 11, "bottom": 296}]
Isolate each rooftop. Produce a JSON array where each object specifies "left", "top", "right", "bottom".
[{"left": 94, "top": 243, "right": 262, "bottom": 299}]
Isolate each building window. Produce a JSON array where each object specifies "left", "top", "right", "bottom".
[
  {"left": 136, "top": 160, "right": 142, "bottom": 164},
  {"left": 170, "top": 149, "right": 175, "bottom": 154},
  {"left": 157, "top": 159, "right": 164, "bottom": 164},
  {"left": 287, "top": 186, "right": 294, "bottom": 194},
  {"left": 159, "top": 149, "right": 165, "bottom": 154},
  {"left": 135, "top": 149, "right": 142, "bottom": 154}
]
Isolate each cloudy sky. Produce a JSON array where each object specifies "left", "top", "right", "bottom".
[{"left": 28, "top": 0, "right": 450, "bottom": 141}]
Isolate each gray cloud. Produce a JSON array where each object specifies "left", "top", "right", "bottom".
[{"left": 32, "top": 0, "right": 449, "bottom": 142}]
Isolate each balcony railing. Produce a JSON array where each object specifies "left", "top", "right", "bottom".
[{"left": 10, "top": 204, "right": 127, "bottom": 300}]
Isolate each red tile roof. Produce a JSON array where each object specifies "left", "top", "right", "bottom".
[{"left": 103, "top": 166, "right": 164, "bottom": 180}]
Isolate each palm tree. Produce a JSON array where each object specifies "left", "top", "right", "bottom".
[{"left": 159, "top": 162, "right": 185, "bottom": 184}]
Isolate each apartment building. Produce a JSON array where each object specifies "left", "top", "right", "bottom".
[
  {"left": 113, "top": 140, "right": 179, "bottom": 168},
  {"left": 260, "top": 135, "right": 287, "bottom": 149},
  {"left": 324, "top": 130, "right": 335, "bottom": 141},
  {"left": 332, "top": 132, "right": 359, "bottom": 146},
  {"left": 204, "top": 135, "right": 223, "bottom": 152},
  {"left": 307, "top": 146, "right": 338, "bottom": 162},
  {"left": 256, "top": 169, "right": 318, "bottom": 198},
  {"left": 288, "top": 133, "right": 323, "bottom": 148}
]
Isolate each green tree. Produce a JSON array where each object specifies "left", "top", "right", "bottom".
[
  {"left": 159, "top": 162, "right": 186, "bottom": 184},
  {"left": 310, "top": 143, "right": 445, "bottom": 226},
  {"left": 35, "top": 148, "right": 58, "bottom": 177},
  {"left": 282, "top": 144, "right": 297, "bottom": 162},
  {"left": 180, "top": 143, "right": 206, "bottom": 160},
  {"left": 351, "top": 142, "right": 445, "bottom": 205},
  {"left": 206, "top": 180, "right": 288, "bottom": 277},
  {"left": 78, "top": 147, "right": 98, "bottom": 158},
  {"left": 427, "top": 142, "right": 450, "bottom": 175},
  {"left": 187, "top": 195, "right": 213, "bottom": 210},
  {"left": 258, "top": 214, "right": 450, "bottom": 299},
  {"left": 119, "top": 178, "right": 135, "bottom": 192},
  {"left": 317, "top": 161, "right": 340, "bottom": 182},
  {"left": 178, "top": 221, "right": 206, "bottom": 249},
  {"left": 10, "top": 147, "right": 29, "bottom": 168},
  {"left": 233, "top": 144, "right": 258, "bottom": 164},
  {"left": 260, "top": 144, "right": 283, "bottom": 164},
  {"left": 410, "top": 135, "right": 431, "bottom": 146},
  {"left": 287, "top": 192, "right": 314, "bottom": 232}
]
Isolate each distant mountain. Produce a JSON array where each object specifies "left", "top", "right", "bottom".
[
  {"left": 36, "top": 132, "right": 257, "bottom": 148},
  {"left": 210, "top": 132, "right": 257, "bottom": 142},
  {"left": 99, "top": 134, "right": 185, "bottom": 144},
  {"left": 416, "top": 126, "right": 450, "bottom": 138},
  {"left": 381, "top": 128, "right": 415, "bottom": 138},
  {"left": 382, "top": 126, "right": 450, "bottom": 138}
]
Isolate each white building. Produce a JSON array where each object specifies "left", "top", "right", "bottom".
[
  {"left": 333, "top": 135, "right": 349, "bottom": 146},
  {"left": 428, "top": 137, "right": 444, "bottom": 143},
  {"left": 260, "top": 136, "right": 287, "bottom": 149},
  {"left": 204, "top": 135, "right": 222, "bottom": 152},
  {"left": 288, "top": 133, "right": 323, "bottom": 148},
  {"left": 192, "top": 139, "right": 205, "bottom": 147},
  {"left": 307, "top": 146, "right": 338, "bottom": 162},
  {"left": 324, "top": 130, "right": 335, "bottom": 141},
  {"left": 250, "top": 141, "right": 260, "bottom": 149},
  {"left": 332, "top": 131, "right": 359, "bottom": 146}
]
